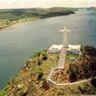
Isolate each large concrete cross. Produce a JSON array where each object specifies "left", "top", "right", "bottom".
[{"left": 60, "top": 27, "right": 71, "bottom": 48}]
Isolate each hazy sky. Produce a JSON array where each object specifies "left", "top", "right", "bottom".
[{"left": 0, "top": 0, "right": 96, "bottom": 9}]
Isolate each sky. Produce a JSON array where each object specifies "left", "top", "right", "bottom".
[{"left": 0, "top": 0, "right": 96, "bottom": 9}]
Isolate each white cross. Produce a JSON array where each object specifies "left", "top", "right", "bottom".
[{"left": 60, "top": 27, "right": 71, "bottom": 48}]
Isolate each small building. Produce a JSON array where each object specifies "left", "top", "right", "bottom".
[
  {"left": 67, "top": 45, "right": 81, "bottom": 54},
  {"left": 48, "top": 44, "right": 63, "bottom": 53},
  {"left": 48, "top": 44, "right": 81, "bottom": 54}
]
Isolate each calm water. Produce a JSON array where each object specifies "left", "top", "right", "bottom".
[{"left": 0, "top": 9, "right": 96, "bottom": 89}]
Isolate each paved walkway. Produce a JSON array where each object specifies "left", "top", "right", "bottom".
[
  {"left": 57, "top": 48, "right": 67, "bottom": 68},
  {"left": 48, "top": 78, "right": 91, "bottom": 86},
  {"left": 47, "top": 68, "right": 54, "bottom": 80},
  {"left": 47, "top": 48, "right": 67, "bottom": 81}
]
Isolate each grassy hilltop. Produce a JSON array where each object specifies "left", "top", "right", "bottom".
[
  {"left": 1, "top": 46, "right": 96, "bottom": 96},
  {"left": 0, "top": 7, "right": 77, "bottom": 29}
]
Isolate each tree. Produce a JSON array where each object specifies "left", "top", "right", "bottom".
[
  {"left": 83, "top": 46, "right": 96, "bottom": 56},
  {"left": 68, "top": 64, "right": 78, "bottom": 82},
  {"left": 36, "top": 52, "right": 41, "bottom": 57},
  {"left": 37, "top": 59, "right": 42, "bottom": 65},
  {"left": 91, "top": 78, "right": 96, "bottom": 87},
  {"left": 42, "top": 53, "right": 48, "bottom": 60},
  {"left": 37, "top": 72, "right": 44, "bottom": 80}
]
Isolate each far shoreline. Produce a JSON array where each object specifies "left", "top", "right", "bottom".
[
  {"left": 0, "top": 17, "right": 40, "bottom": 31},
  {"left": 0, "top": 10, "right": 75, "bottom": 31}
]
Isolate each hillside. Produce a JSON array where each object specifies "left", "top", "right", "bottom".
[
  {"left": 87, "top": 7, "right": 96, "bottom": 11},
  {"left": 1, "top": 46, "right": 96, "bottom": 96},
  {"left": 0, "top": 7, "right": 77, "bottom": 29}
]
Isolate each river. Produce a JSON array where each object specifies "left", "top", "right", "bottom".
[{"left": 0, "top": 9, "right": 96, "bottom": 89}]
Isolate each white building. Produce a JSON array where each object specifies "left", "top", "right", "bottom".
[
  {"left": 48, "top": 44, "right": 63, "bottom": 53},
  {"left": 67, "top": 45, "right": 81, "bottom": 54},
  {"left": 48, "top": 44, "right": 81, "bottom": 54}
]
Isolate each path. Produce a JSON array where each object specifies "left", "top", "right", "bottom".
[
  {"left": 57, "top": 48, "right": 67, "bottom": 68},
  {"left": 47, "top": 47, "right": 91, "bottom": 86},
  {"left": 47, "top": 48, "right": 67, "bottom": 82},
  {"left": 48, "top": 78, "right": 91, "bottom": 86}
]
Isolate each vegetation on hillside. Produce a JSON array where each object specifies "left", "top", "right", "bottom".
[
  {"left": 1, "top": 46, "right": 96, "bottom": 95},
  {"left": 0, "top": 7, "right": 77, "bottom": 29},
  {"left": 52, "top": 46, "right": 96, "bottom": 83}
]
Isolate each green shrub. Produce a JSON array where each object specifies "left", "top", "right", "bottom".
[
  {"left": 42, "top": 53, "right": 48, "bottom": 60},
  {"left": 68, "top": 64, "right": 78, "bottom": 82},
  {"left": 0, "top": 90, "right": 6, "bottom": 96},
  {"left": 37, "top": 59, "right": 42, "bottom": 65},
  {"left": 37, "top": 72, "right": 44, "bottom": 80},
  {"left": 36, "top": 52, "right": 41, "bottom": 57},
  {"left": 83, "top": 46, "right": 96, "bottom": 56},
  {"left": 91, "top": 77, "right": 96, "bottom": 87},
  {"left": 0, "top": 86, "right": 7, "bottom": 96}
]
